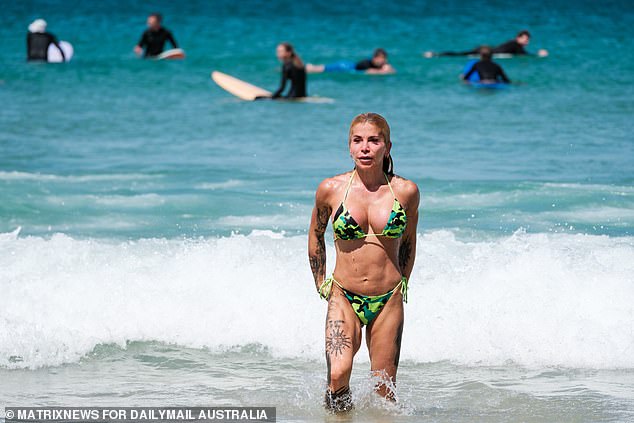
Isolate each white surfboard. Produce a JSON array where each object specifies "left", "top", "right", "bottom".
[
  {"left": 211, "top": 71, "right": 272, "bottom": 101},
  {"left": 47, "top": 41, "right": 73, "bottom": 63},
  {"left": 157, "top": 48, "right": 185, "bottom": 60}
]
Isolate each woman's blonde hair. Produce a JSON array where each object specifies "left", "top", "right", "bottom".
[{"left": 348, "top": 113, "right": 393, "bottom": 176}]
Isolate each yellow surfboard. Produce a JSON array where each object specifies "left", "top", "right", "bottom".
[{"left": 211, "top": 71, "right": 272, "bottom": 101}]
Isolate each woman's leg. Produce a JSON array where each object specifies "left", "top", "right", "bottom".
[
  {"left": 366, "top": 290, "right": 404, "bottom": 400},
  {"left": 325, "top": 284, "right": 362, "bottom": 411}
]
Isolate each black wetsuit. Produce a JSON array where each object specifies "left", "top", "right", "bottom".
[
  {"left": 272, "top": 61, "right": 307, "bottom": 98},
  {"left": 492, "top": 40, "right": 528, "bottom": 55},
  {"left": 463, "top": 60, "right": 511, "bottom": 83},
  {"left": 437, "top": 39, "right": 530, "bottom": 56},
  {"left": 27, "top": 32, "right": 64, "bottom": 61},
  {"left": 354, "top": 59, "right": 381, "bottom": 71},
  {"left": 137, "top": 27, "right": 178, "bottom": 57}
]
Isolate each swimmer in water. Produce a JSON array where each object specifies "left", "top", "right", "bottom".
[
  {"left": 461, "top": 46, "right": 511, "bottom": 84},
  {"left": 271, "top": 42, "right": 307, "bottom": 99},
  {"left": 26, "top": 19, "right": 65, "bottom": 62},
  {"left": 424, "top": 30, "right": 548, "bottom": 58},
  {"left": 306, "top": 49, "right": 395, "bottom": 74},
  {"left": 134, "top": 13, "right": 178, "bottom": 58}
]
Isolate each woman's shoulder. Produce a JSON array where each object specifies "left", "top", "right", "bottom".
[
  {"left": 315, "top": 172, "right": 353, "bottom": 201},
  {"left": 391, "top": 174, "right": 420, "bottom": 204}
]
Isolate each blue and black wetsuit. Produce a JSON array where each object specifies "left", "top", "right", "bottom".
[
  {"left": 463, "top": 60, "right": 511, "bottom": 83},
  {"left": 323, "top": 58, "right": 381, "bottom": 72}
]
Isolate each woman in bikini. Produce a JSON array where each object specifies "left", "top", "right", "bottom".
[{"left": 308, "top": 112, "right": 420, "bottom": 412}]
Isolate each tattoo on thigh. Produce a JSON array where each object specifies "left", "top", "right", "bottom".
[
  {"left": 394, "top": 321, "right": 404, "bottom": 367},
  {"left": 327, "top": 298, "right": 337, "bottom": 316},
  {"left": 326, "top": 320, "right": 351, "bottom": 357},
  {"left": 326, "top": 353, "right": 331, "bottom": 385}
]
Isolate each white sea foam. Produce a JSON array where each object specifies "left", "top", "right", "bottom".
[
  {"left": 45, "top": 194, "right": 167, "bottom": 208},
  {"left": 195, "top": 180, "right": 246, "bottom": 190},
  {"left": 215, "top": 208, "right": 311, "bottom": 229},
  {"left": 0, "top": 171, "right": 159, "bottom": 182},
  {"left": 0, "top": 230, "right": 632, "bottom": 369}
]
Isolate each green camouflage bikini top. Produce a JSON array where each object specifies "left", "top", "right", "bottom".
[{"left": 332, "top": 170, "right": 407, "bottom": 241}]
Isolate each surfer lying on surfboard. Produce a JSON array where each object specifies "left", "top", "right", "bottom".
[
  {"left": 269, "top": 42, "right": 307, "bottom": 99},
  {"left": 134, "top": 13, "right": 179, "bottom": 58},
  {"left": 306, "top": 48, "right": 396, "bottom": 74},
  {"left": 461, "top": 46, "right": 511, "bottom": 85},
  {"left": 425, "top": 30, "right": 548, "bottom": 58}
]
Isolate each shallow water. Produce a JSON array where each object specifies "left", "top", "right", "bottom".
[{"left": 1, "top": 0, "right": 633, "bottom": 420}]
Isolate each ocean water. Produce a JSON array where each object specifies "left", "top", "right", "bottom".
[{"left": 1, "top": 0, "right": 633, "bottom": 421}]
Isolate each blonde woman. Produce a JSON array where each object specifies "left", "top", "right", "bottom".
[{"left": 308, "top": 113, "right": 419, "bottom": 411}]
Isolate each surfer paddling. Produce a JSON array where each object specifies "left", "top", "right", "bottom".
[{"left": 425, "top": 30, "right": 548, "bottom": 58}]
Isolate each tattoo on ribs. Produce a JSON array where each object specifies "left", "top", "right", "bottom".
[
  {"left": 398, "top": 237, "right": 412, "bottom": 271},
  {"left": 326, "top": 320, "right": 351, "bottom": 357}
]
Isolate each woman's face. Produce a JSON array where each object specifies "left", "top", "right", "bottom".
[
  {"left": 349, "top": 122, "right": 390, "bottom": 170},
  {"left": 276, "top": 45, "right": 289, "bottom": 62}
]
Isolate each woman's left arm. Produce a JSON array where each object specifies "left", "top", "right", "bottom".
[{"left": 399, "top": 181, "right": 420, "bottom": 279}]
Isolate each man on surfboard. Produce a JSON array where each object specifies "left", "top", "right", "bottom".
[
  {"left": 26, "top": 19, "right": 65, "bottom": 62},
  {"left": 134, "top": 13, "right": 178, "bottom": 58},
  {"left": 461, "top": 46, "right": 511, "bottom": 84},
  {"left": 424, "top": 30, "right": 548, "bottom": 58}
]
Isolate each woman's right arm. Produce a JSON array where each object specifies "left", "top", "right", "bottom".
[
  {"left": 308, "top": 180, "right": 333, "bottom": 292},
  {"left": 271, "top": 64, "right": 288, "bottom": 99}
]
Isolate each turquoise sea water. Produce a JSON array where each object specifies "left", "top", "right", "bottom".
[{"left": 1, "top": 0, "right": 633, "bottom": 421}]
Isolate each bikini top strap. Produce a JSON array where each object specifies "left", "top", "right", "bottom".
[
  {"left": 342, "top": 169, "right": 356, "bottom": 202},
  {"left": 384, "top": 172, "right": 396, "bottom": 198}
]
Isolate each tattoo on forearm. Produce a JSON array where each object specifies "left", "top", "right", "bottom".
[
  {"left": 326, "top": 320, "right": 351, "bottom": 357},
  {"left": 398, "top": 237, "right": 412, "bottom": 272},
  {"left": 394, "top": 320, "right": 404, "bottom": 367},
  {"left": 310, "top": 205, "right": 331, "bottom": 282}
]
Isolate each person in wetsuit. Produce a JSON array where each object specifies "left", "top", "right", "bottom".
[
  {"left": 271, "top": 42, "right": 307, "bottom": 99},
  {"left": 26, "top": 19, "right": 65, "bottom": 62},
  {"left": 425, "top": 30, "right": 548, "bottom": 58},
  {"left": 134, "top": 13, "right": 178, "bottom": 58},
  {"left": 306, "top": 48, "right": 395, "bottom": 74},
  {"left": 461, "top": 46, "right": 511, "bottom": 84}
]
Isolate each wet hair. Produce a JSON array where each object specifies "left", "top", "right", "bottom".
[
  {"left": 517, "top": 30, "right": 531, "bottom": 38},
  {"left": 279, "top": 42, "right": 304, "bottom": 68},
  {"left": 348, "top": 112, "right": 394, "bottom": 176},
  {"left": 479, "top": 45, "right": 493, "bottom": 60},
  {"left": 149, "top": 13, "right": 163, "bottom": 23},
  {"left": 373, "top": 48, "right": 387, "bottom": 58}
]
